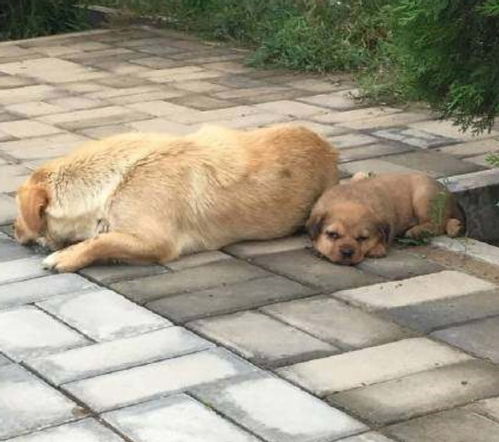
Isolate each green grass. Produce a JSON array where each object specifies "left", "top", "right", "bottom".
[{"left": 0, "top": 0, "right": 91, "bottom": 40}]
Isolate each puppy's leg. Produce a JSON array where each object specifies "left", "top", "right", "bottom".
[
  {"left": 43, "top": 232, "right": 178, "bottom": 272},
  {"left": 366, "top": 242, "right": 387, "bottom": 258},
  {"left": 405, "top": 186, "right": 452, "bottom": 239}
]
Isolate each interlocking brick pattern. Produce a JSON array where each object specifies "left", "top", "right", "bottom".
[{"left": 1, "top": 26, "right": 499, "bottom": 441}]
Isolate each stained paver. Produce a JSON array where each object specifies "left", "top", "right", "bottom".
[
  {"left": 26, "top": 327, "right": 212, "bottom": 385},
  {"left": 278, "top": 337, "right": 471, "bottom": 395},
  {"left": 329, "top": 360, "right": 499, "bottom": 425},
  {"left": 38, "top": 289, "right": 170, "bottom": 341},
  {"left": 64, "top": 348, "right": 257, "bottom": 411},
  {"left": 0, "top": 364, "right": 80, "bottom": 440},
  {"left": 189, "top": 311, "right": 337, "bottom": 366},
  {"left": 192, "top": 372, "right": 367, "bottom": 442},
  {"left": 0, "top": 306, "right": 89, "bottom": 361},
  {"left": 0, "top": 26, "right": 499, "bottom": 440},
  {"left": 262, "top": 296, "right": 412, "bottom": 349},
  {"left": 103, "top": 394, "right": 258, "bottom": 442}
]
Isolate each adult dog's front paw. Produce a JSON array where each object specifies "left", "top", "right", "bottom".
[{"left": 42, "top": 248, "right": 84, "bottom": 273}]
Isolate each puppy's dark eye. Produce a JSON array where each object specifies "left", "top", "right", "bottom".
[
  {"left": 357, "top": 236, "right": 368, "bottom": 242},
  {"left": 326, "top": 231, "right": 340, "bottom": 240}
]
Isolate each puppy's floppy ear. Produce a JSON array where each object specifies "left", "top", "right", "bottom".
[
  {"left": 306, "top": 212, "right": 325, "bottom": 241},
  {"left": 18, "top": 184, "right": 49, "bottom": 234},
  {"left": 377, "top": 222, "right": 392, "bottom": 245}
]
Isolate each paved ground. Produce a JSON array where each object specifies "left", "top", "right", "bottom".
[{"left": 1, "top": 26, "right": 499, "bottom": 442}]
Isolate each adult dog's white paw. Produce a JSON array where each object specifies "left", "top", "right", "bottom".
[{"left": 42, "top": 248, "right": 82, "bottom": 273}]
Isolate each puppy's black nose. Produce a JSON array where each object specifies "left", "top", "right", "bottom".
[{"left": 341, "top": 247, "right": 355, "bottom": 259}]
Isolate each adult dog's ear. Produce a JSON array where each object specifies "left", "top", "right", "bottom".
[
  {"left": 306, "top": 212, "right": 325, "bottom": 241},
  {"left": 18, "top": 184, "right": 49, "bottom": 234},
  {"left": 377, "top": 222, "right": 392, "bottom": 245}
]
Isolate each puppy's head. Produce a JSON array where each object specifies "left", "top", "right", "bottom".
[
  {"left": 306, "top": 201, "right": 391, "bottom": 265},
  {"left": 14, "top": 174, "right": 50, "bottom": 247}
]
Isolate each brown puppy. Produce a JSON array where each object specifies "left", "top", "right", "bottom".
[
  {"left": 306, "top": 172, "right": 464, "bottom": 265},
  {"left": 15, "top": 124, "right": 338, "bottom": 272}
]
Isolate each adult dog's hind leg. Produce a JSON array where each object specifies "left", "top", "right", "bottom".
[{"left": 43, "top": 232, "right": 178, "bottom": 272}]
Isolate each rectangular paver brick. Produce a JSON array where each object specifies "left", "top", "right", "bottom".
[
  {"left": 64, "top": 348, "right": 257, "bottom": 411},
  {"left": 111, "top": 259, "right": 270, "bottom": 304},
  {"left": 147, "top": 275, "right": 315, "bottom": 323},
  {"left": 313, "top": 106, "right": 401, "bottom": 124},
  {"left": 5, "top": 419, "right": 124, "bottom": 442},
  {"left": 27, "top": 327, "right": 212, "bottom": 385},
  {"left": 0, "top": 364, "right": 79, "bottom": 439},
  {"left": 103, "top": 394, "right": 258, "bottom": 442},
  {"left": 437, "top": 138, "right": 499, "bottom": 157},
  {"left": 5, "top": 101, "right": 64, "bottom": 117},
  {"left": 336, "top": 432, "right": 396, "bottom": 442},
  {"left": 192, "top": 372, "right": 366, "bottom": 442},
  {"left": 0, "top": 85, "right": 62, "bottom": 105},
  {"left": 0, "top": 236, "right": 36, "bottom": 263},
  {"left": 278, "top": 337, "right": 471, "bottom": 395},
  {"left": 466, "top": 396, "right": 499, "bottom": 420},
  {"left": 0, "top": 273, "right": 96, "bottom": 310},
  {"left": 0, "top": 194, "right": 17, "bottom": 224},
  {"left": 166, "top": 250, "right": 231, "bottom": 271},
  {"left": 339, "top": 112, "right": 429, "bottom": 130},
  {"left": 385, "top": 408, "right": 499, "bottom": 442},
  {"left": 329, "top": 360, "right": 499, "bottom": 425},
  {"left": 255, "top": 100, "right": 328, "bottom": 117},
  {"left": 432, "top": 316, "right": 499, "bottom": 363},
  {"left": 189, "top": 311, "right": 337, "bottom": 367},
  {"left": 79, "top": 262, "right": 168, "bottom": 284},
  {"left": 409, "top": 120, "right": 499, "bottom": 141},
  {"left": 0, "top": 306, "right": 89, "bottom": 361},
  {"left": 0, "top": 257, "right": 49, "bottom": 285},
  {"left": 262, "top": 296, "right": 412, "bottom": 350},
  {"left": 251, "top": 249, "right": 384, "bottom": 290},
  {"left": 357, "top": 249, "right": 444, "bottom": 280},
  {"left": 339, "top": 143, "right": 413, "bottom": 163},
  {"left": 328, "top": 133, "right": 379, "bottom": 149},
  {"left": 432, "top": 236, "right": 499, "bottom": 267},
  {"left": 333, "top": 270, "right": 496, "bottom": 310},
  {"left": 299, "top": 90, "right": 360, "bottom": 110},
  {"left": 381, "top": 289, "right": 499, "bottom": 332},
  {"left": 38, "top": 289, "right": 170, "bottom": 341}
]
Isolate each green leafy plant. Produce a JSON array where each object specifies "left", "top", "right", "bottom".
[{"left": 0, "top": 0, "right": 91, "bottom": 40}]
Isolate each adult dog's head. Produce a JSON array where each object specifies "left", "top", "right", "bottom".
[
  {"left": 306, "top": 199, "right": 391, "bottom": 265},
  {"left": 14, "top": 171, "right": 52, "bottom": 248}
]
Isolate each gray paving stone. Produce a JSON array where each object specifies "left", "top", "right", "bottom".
[
  {"left": 103, "top": 394, "right": 258, "bottom": 442},
  {"left": 466, "top": 396, "right": 499, "bottom": 420},
  {"left": 336, "top": 433, "right": 396, "bottom": 442},
  {"left": 0, "top": 273, "right": 96, "bottom": 310},
  {"left": 0, "top": 353, "right": 10, "bottom": 366},
  {"left": 437, "top": 138, "right": 499, "bottom": 157},
  {"left": 262, "top": 296, "right": 412, "bottom": 350},
  {"left": 192, "top": 372, "right": 366, "bottom": 442},
  {"left": 432, "top": 316, "right": 499, "bottom": 363},
  {"left": 250, "top": 249, "right": 384, "bottom": 290},
  {"left": 383, "top": 151, "right": 484, "bottom": 177},
  {"left": 299, "top": 90, "right": 360, "bottom": 110},
  {"left": 0, "top": 306, "right": 89, "bottom": 361},
  {"left": 333, "top": 270, "right": 496, "bottom": 310},
  {"left": 64, "top": 348, "right": 257, "bottom": 412},
  {"left": 79, "top": 262, "right": 168, "bottom": 284},
  {"left": 166, "top": 250, "right": 232, "bottom": 271},
  {"left": 327, "top": 133, "right": 378, "bottom": 149},
  {"left": 0, "top": 164, "right": 31, "bottom": 193},
  {"left": 329, "top": 360, "right": 499, "bottom": 425},
  {"left": 224, "top": 235, "right": 309, "bottom": 258},
  {"left": 339, "top": 143, "right": 414, "bottom": 163},
  {"left": 111, "top": 259, "right": 271, "bottom": 304},
  {"left": 0, "top": 256, "right": 50, "bottom": 285},
  {"left": 373, "top": 127, "right": 456, "bottom": 148},
  {"left": 147, "top": 275, "right": 315, "bottom": 323},
  {"left": 0, "top": 193, "right": 17, "bottom": 224},
  {"left": 381, "top": 289, "right": 499, "bottom": 332},
  {"left": 38, "top": 289, "right": 170, "bottom": 342},
  {"left": 385, "top": 408, "right": 499, "bottom": 442},
  {"left": 6, "top": 419, "right": 124, "bottom": 442},
  {"left": 357, "top": 249, "right": 444, "bottom": 280},
  {"left": 278, "top": 337, "right": 471, "bottom": 395},
  {"left": 340, "top": 158, "right": 418, "bottom": 176},
  {"left": 27, "top": 327, "right": 212, "bottom": 385},
  {"left": 0, "top": 238, "right": 36, "bottom": 262},
  {"left": 432, "top": 236, "right": 499, "bottom": 267},
  {"left": 409, "top": 119, "right": 499, "bottom": 141},
  {"left": 189, "top": 311, "right": 337, "bottom": 367},
  {"left": 0, "top": 364, "right": 79, "bottom": 440}
]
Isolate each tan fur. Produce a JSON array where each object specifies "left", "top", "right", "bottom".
[
  {"left": 306, "top": 172, "right": 464, "bottom": 265},
  {"left": 15, "top": 124, "right": 339, "bottom": 272}
]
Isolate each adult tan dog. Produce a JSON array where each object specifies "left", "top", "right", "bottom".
[
  {"left": 15, "top": 124, "right": 338, "bottom": 272},
  {"left": 306, "top": 172, "right": 464, "bottom": 265}
]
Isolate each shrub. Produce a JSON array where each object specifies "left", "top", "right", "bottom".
[
  {"left": 387, "top": 0, "right": 499, "bottom": 133},
  {"left": 0, "top": 0, "right": 90, "bottom": 40}
]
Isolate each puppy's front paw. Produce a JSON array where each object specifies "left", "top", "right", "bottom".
[
  {"left": 366, "top": 243, "right": 387, "bottom": 258},
  {"left": 43, "top": 248, "right": 83, "bottom": 273}
]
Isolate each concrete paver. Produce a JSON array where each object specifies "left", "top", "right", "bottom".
[
  {"left": 278, "top": 337, "right": 471, "bottom": 395},
  {"left": 0, "top": 26, "right": 498, "bottom": 440}
]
